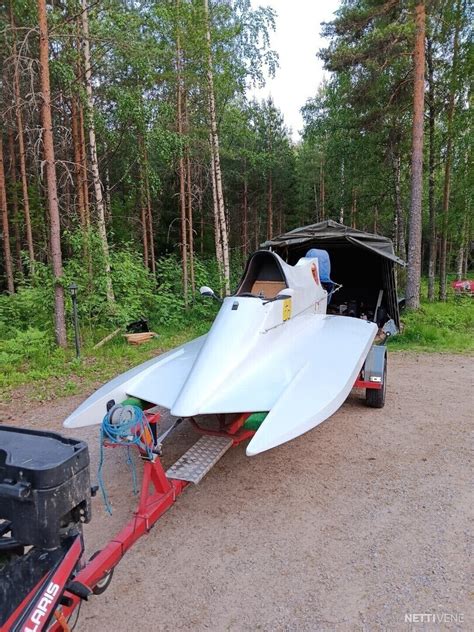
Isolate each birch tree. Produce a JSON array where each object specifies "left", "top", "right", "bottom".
[
  {"left": 204, "top": 0, "right": 230, "bottom": 294},
  {"left": 81, "top": 0, "right": 115, "bottom": 303}
]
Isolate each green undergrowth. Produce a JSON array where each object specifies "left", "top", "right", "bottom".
[
  {"left": 0, "top": 238, "right": 223, "bottom": 402},
  {"left": 388, "top": 295, "right": 474, "bottom": 353},
  {"left": 0, "top": 320, "right": 212, "bottom": 403}
]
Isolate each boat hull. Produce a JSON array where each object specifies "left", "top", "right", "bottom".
[{"left": 64, "top": 313, "right": 376, "bottom": 456}]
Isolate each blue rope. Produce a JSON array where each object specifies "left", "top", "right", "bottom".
[{"left": 97, "top": 405, "right": 154, "bottom": 515}]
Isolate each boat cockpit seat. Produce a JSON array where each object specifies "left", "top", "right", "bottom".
[
  {"left": 305, "top": 248, "right": 336, "bottom": 301},
  {"left": 251, "top": 280, "right": 286, "bottom": 298},
  {"left": 236, "top": 251, "right": 288, "bottom": 299}
]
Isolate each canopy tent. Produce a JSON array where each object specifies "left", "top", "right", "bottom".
[
  {"left": 261, "top": 220, "right": 404, "bottom": 330},
  {"left": 262, "top": 220, "right": 405, "bottom": 266}
]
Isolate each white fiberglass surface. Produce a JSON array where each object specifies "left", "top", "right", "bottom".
[
  {"left": 246, "top": 316, "right": 377, "bottom": 455},
  {"left": 63, "top": 336, "right": 206, "bottom": 428}
]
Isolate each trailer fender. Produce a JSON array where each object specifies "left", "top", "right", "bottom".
[{"left": 363, "top": 344, "right": 387, "bottom": 384}]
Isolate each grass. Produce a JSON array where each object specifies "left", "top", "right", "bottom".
[
  {"left": 0, "top": 319, "right": 212, "bottom": 403},
  {"left": 388, "top": 294, "right": 474, "bottom": 353}
]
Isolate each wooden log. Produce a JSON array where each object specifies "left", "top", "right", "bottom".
[{"left": 93, "top": 328, "right": 121, "bottom": 349}]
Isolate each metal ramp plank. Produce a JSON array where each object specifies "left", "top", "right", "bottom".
[{"left": 166, "top": 435, "right": 233, "bottom": 484}]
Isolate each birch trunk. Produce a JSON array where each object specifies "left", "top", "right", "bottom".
[
  {"left": 0, "top": 134, "right": 15, "bottom": 293},
  {"left": 455, "top": 240, "right": 464, "bottom": 281},
  {"left": 204, "top": 0, "right": 230, "bottom": 294},
  {"left": 406, "top": 1, "right": 426, "bottom": 310},
  {"left": 37, "top": 0, "right": 66, "bottom": 346},
  {"left": 81, "top": 0, "right": 114, "bottom": 303},
  {"left": 210, "top": 151, "right": 223, "bottom": 272}
]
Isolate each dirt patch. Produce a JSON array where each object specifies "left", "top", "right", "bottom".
[{"left": 1, "top": 352, "right": 472, "bottom": 631}]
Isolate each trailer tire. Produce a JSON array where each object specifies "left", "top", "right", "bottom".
[
  {"left": 89, "top": 550, "right": 114, "bottom": 595},
  {"left": 365, "top": 357, "right": 387, "bottom": 409}
]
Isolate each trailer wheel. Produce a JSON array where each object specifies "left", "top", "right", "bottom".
[
  {"left": 365, "top": 357, "right": 387, "bottom": 409},
  {"left": 89, "top": 550, "right": 114, "bottom": 595}
]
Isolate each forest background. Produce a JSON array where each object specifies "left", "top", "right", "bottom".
[{"left": 0, "top": 0, "right": 472, "bottom": 398}]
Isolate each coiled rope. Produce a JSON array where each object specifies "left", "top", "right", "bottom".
[{"left": 97, "top": 404, "right": 154, "bottom": 515}]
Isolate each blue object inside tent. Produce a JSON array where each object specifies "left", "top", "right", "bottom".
[{"left": 305, "top": 248, "right": 335, "bottom": 301}]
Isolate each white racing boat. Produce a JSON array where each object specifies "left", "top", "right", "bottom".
[{"left": 64, "top": 250, "right": 378, "bottom": 455}]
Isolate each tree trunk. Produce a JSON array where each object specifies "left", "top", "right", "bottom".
[
  {"left": 144, "top": 148, "right": 156, "bottom": 276},
  {"left": 81, "top": 0, "right": 114, "bottom": 303},
  {"left": 37, "top": 0, "right": 66, "bottom": 346},
  {"left": 210, "top": 150, "right": 223, "bottom": 272},
  {"left": 10, "top": 2, "right": 35, "bottom": 268},
  {"left": 186, "top": 150, "right": 194, "bottom": 293},
  {"left": 176, "top": 1, "right": 188, "bottom": 303},
  {"left": 71, "top": 97, "right": 86, "bottom": 227},
  {"left": 242, "top": 174, "right": 248, "bottom": 258},
  {"left": 184, "top": 91, "right": 194, "bottom": 293},
  {"left": 7, "top": 126, "right": 22, "bottom": 269},
  {"left": 198, "top": 165, "right": 204, "bottom": 257},
  {"left": 0, "top": 134, "right": 15, "bottom": 293},
  {"left": 204, "top": 0, "right": 230, "bottom": 294},
  {"left": 406, "top": 1, "right": 426, "bottom": 310},
  {"left": 391, "top": 149, "right": 406, "bottom": 260},
  {"left": 373, "top": 205, "right": 378, "bottom": 234},
  {"left": 177, "top": 115, "right": 188, "bottom": 298},
  {"left": 426, "top": 37, "right": 437, "bottom": 301},
  {"left": 339, "top": 159, "right": 345, "bottom": 224},
  {"left": 254, "top": 195, "right": 260, "bottom": 251},
  {"left": 141, "top": 197, "right": 148, "bottom": 268},
  {"left": 313, "top": 182, "right": 319, "bottom": 222},
  {"left": 104, "top": 163, "right": 112, "bottom": 224},
  {"left": 455, "top": 237, "right": 464, "bottom": 281},
  {"left": 351, "top": 188, "right": 357, "bottom": 229},
  {"left": 319, "top": 157, "right": 325, "bottom": 221},
  {"left": 138, "top": 141, "right": 148, "bottom": 267},
  {"left": 438, "top": 0, "right": 461, "bottom": 301},
  {"left": 267, "top": 172, "right": 273, "bottom": 240},
  {"left": 77, "top": 100, "right": 90, "bottom": 227}
]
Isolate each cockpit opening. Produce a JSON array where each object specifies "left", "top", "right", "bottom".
[{"left": 236, "top": 251, "right": 288, "bottom": 299}]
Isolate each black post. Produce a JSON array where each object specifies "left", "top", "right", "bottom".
[{"left": 69, "top": 283, "right": 80, "bottom": 359}]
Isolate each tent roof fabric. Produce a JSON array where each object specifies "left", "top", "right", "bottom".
[{"left": 261, "top": 220, "right": 405, "bottom": 266}]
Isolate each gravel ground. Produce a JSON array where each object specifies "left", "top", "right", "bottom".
[{"left": 1, "top": 352, "right": 472, "bottom": 631}]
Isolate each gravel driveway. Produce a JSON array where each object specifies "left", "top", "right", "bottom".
[{"left": 1, "top": 352, "right": 472, "bottom": 631}]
